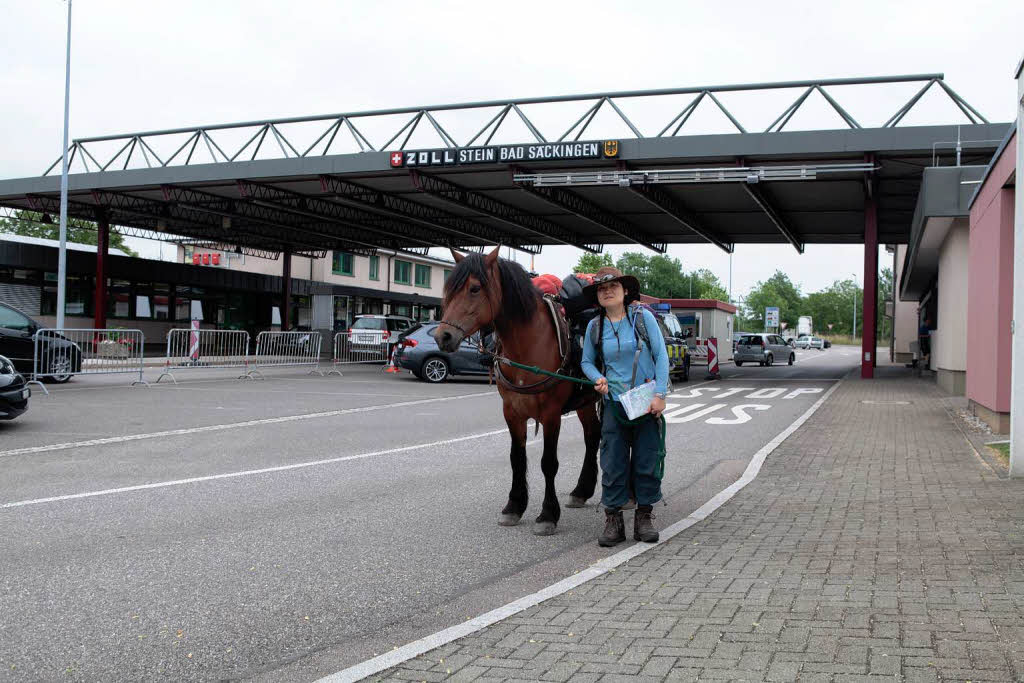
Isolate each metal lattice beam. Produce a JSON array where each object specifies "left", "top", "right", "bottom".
[
  {"left": 515, "top": 182, "right": 666, "bottom": 253},
  {"left": 628, "top": 184, "right": 733, "bottom": 254},
  {"left": 318, "top": 175, "right": 542, "bottom": 255},
  {"left": 409, "top": 170, "right": 603, "bottom": 253},
  {"left": 42, "top": 74, "right": 991, "bottom": 175}
]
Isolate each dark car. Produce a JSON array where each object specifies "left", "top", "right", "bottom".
[
  {"left": 0, "top": 354, "right": 30, "bottom": 420},
  {"left": 0, "top": 302, "right": 82, "bottom": 382},
  {"left": 393, "top": 323, "right": 491, "bottom": 383}
]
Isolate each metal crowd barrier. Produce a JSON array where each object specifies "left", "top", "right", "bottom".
[
  {"left": 29, "top": 328, "right": 148, "bottom": 394},
  {"left": 248, "top": 331, "right": 324, "bottom": 379},
  {"left": 156, "top": 329, "right": 251, "bottom": 384},
  {"left": 328, "top": 332, "right": 392, "bottom": 375}
]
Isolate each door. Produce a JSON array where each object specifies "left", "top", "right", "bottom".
[
  {"left": 769, "top": 335, "right": 788, "bottom": 359},
  {"left": 0, "top": 304, "right": 38, "bottom": 374}
]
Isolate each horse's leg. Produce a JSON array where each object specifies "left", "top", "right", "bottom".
[
  {"left": 533, "top": 411, "right": 562, "bottom": 536},
  {"left": 567, "top": 401, "right": 601, "bottom": 507},
  {"left": 499, "top": 406, "right": 529, "bottom": 526}
]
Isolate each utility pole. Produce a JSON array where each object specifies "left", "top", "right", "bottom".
[{"left": 56, "top": 0, "right": 73, "bottom": 329}]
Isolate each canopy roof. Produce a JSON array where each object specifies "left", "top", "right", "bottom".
[{"left": 0, "top": 74, "right": 1009, "bottom": 259}]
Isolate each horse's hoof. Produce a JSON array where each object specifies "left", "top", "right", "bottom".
[
  {"left": 565, "top": 495, "right": 588, "bottom": 508},
  {"left": 498, "top": 513, "right": 522, "bottom": 527},
  {"left": 533, "top": 521, "right": 557, "bottom": 536}
]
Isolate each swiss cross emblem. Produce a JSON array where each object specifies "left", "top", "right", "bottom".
[{"left": 389, "top": 151, "right": 405, "bottom": 167}]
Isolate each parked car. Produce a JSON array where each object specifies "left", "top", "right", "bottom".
[
  {"left": 0, "top": 302, "right": 82, "bottom": 382},
  {"left": 734, "top": 333, "right": 795, "bottom": 367},
  {"left": 808, "top": 336, "right": 826, "bottom": 350},
  {"left": 347, "top": 314, "right": 416, "bottom": 355},
  {"left": 0, "top": 354, "right": 30, "bottom": 420},
  {"left": 794, "top": 334, "right": 812, "bottom": 349},
  {"left": 393, "top": 323, "right": 492, "bottom": 383},
  {"left": 823, "top": 339, "right": 832, "bottom": 349}
]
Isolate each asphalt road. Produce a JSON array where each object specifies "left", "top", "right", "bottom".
[{"left": 0, "top": 345, "right": 860, "bottom": 682}]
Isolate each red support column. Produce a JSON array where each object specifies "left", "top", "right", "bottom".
[
  {"left": 861, "top": 194, "right": 878, "bottom": 378},
  {"left": 281, "top": 248, "right": 292, "bottom": 332},
  {"left": 94, "top": 213, "right": 109, "bottom": 330}
]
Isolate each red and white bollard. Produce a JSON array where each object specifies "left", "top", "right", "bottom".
[
  {"left": 189, "top": 319, "right": 201, "bottom": 364},
  {"left": 705, "top": 336, "right": 720, "bottom": 380}
]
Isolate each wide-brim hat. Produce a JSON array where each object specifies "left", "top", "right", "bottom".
[{"left": 582, "top": 266, "right": 641, "bottom": 304}]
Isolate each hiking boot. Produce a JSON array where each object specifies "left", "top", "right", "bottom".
[
  {"left": 634, "top": 505, "right": 659, "bottom": 543},
  {"left": 598, "top": 509, "right": 626, "bottom": 547}
]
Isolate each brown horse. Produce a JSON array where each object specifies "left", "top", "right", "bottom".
[{"left": 436, "top": 246, "right": 601, "bottom": 535}]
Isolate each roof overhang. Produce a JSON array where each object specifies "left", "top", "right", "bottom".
[{"left": 899, "top": 164, "right": 986, "bottom": 300}]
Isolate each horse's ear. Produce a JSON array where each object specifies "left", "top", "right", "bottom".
[
  {"left": 449, "top": 248, "right": 465, "bottom": 264},
  {"left": 484, "top": 244, "right": 501, "bottom": 267}
]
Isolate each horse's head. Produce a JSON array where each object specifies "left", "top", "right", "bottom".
[{"left": 436, "top": 245, "right": 503, "bottom": 352}]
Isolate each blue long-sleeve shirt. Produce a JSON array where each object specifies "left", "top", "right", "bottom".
[{"left": 581, "top": 306, "right": 670, "bottom": 400}]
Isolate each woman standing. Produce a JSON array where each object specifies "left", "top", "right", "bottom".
[{"left": 581, "top": 267, "right": 670, "bottom": 547}]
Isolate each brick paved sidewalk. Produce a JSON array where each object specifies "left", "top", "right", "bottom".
[{"left": 376, "top": 368, "right": 1024, "bottom": 682}]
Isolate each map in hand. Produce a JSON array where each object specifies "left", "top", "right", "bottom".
[{"left": 618, "top": 380, "right": 657, "bottom": 420}]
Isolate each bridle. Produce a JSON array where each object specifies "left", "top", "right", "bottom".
[{"left": 439, "top": 272, "right": 498, "bottom": 341}]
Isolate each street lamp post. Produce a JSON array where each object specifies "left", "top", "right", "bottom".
[{"left": 56, "top": 0, "right": 73, "bottom": 330}]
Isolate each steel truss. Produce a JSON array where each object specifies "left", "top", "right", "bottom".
[
  {"left": 409, "top": 170, "right": 603, "bottom": 253},
  {"left": 44, "top": 74, "right": 988, "bottom": 175},
  {"left": 318, "top": 175, "right": 542, "bottom": 255}
]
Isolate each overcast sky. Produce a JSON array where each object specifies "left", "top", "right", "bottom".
[{"left": 1, "top": 0, "right": 1021, "bottom": 299}]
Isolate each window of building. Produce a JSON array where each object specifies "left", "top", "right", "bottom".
[
  {"left": 394, "top": 260, "right": 412, "bottom": 285},
  {"left": 369, "top": 255, "right": 380, "bottom": 281},
  {"left": 414, "top": 264, "right": 431, "bottom": 288},
  {"left": 392, "top": 302, "right": 412, "bottom": 317},
  {"left": 443, "top": 268, "right": 452, "bottom": 283},
  {"left": 332, "top": 251, "right": 355, "bottom": 276}
]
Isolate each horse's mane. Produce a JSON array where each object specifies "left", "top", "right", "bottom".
[{"left": 443, "top": 253, "right": 540, "bottom": 323}]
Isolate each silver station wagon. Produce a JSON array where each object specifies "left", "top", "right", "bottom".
[{"left": 734, "top": 333, "right": 796, "bottom": 367}]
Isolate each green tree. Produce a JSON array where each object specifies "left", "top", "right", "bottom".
[
  {"left": 0, "top": 210, "right": 138, "bottom": 257},
  {"left": 741, "top": 270, "right": 803, "bottom": 330},
  {"left": 686, "top": 268, "right": 729, "bottom": 301},
  {"left": 573, "top": 251, "right": 613, "bottom": 273},
  {"left": 877, "top": 267, "right": 893, "bottom": 342}
]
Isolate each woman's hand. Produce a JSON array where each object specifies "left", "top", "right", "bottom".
[
  {"left": 594, "top": 377, "right": 609, "bottom": 396},
  {"left": 648, "top": 396, "right": 666, "bottom": 417}
]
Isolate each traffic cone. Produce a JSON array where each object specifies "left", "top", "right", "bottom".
[{"left": 384, "top": 346, "right": 402, "bottom": 374}]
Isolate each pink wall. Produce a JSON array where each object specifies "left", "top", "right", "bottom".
[{"left": 966, "top": 132, "right": 1016, "bottom": 414}]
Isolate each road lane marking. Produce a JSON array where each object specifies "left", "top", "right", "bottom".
[
  {"left": 0, "top": 427, "right": 520, "bottom": 510},
  {"left": 0, "top": 391, "right": 496, "bottom": 459},
  {"left": 316, "top": 376, "right": 845, "bottom": 683}
]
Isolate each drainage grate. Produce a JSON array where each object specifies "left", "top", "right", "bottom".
[{"left": 861, "top": 400, "right": 911, "bottom": 405}]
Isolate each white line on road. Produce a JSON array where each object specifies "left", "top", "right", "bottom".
[
  {"left": 0, "top": 391, "right": 495, "bottom": 459},
  {"left": 317, "top": 375, "right": 845, "bottom": 683},
  {"left": 0, "top": 427, "right": 517, "bottom": 510}
]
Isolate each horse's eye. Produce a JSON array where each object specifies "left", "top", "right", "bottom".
[{"left": 469, "top": 285, "right": 482, "bottom": 294}]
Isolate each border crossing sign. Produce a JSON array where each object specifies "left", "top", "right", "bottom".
[{"left": 765, "top": 307, "right": 780, "bottom": 328}]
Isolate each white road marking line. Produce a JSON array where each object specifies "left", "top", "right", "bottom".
[
  {"left": 316, "top": 374, "right": 845, "bottom": 683},
  {"left": 0, "top": 391, "right": 495, "bottom": 459},
  {"left": 0, "top": 428, "right": 518, "bottom": 510}
]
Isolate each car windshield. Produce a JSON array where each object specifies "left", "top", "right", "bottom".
[
  {"left": 739, "top": 335, "right": 763, "bottom": 345},
  {"left": 352, "top": 318, "right": 385, "bottom": 330},
  {"left": 660, "top": 314, "right": 682, "bottom": 336}
]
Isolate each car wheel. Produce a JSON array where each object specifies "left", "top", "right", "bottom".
[
  {"left": 44, "top": 353, "right": 74, "bottom": 383},
  {"left": 788, "top": 353, "right": 795, "bottom": 366},
  {"left": 765, "top": 354, "right": 773, "bottom": 366},
  {"left": 735, "top": 361, "right": 743, "bottom": 367},
  {"left": 422, "top": 357, "right": 449, "bottom": 383}
]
